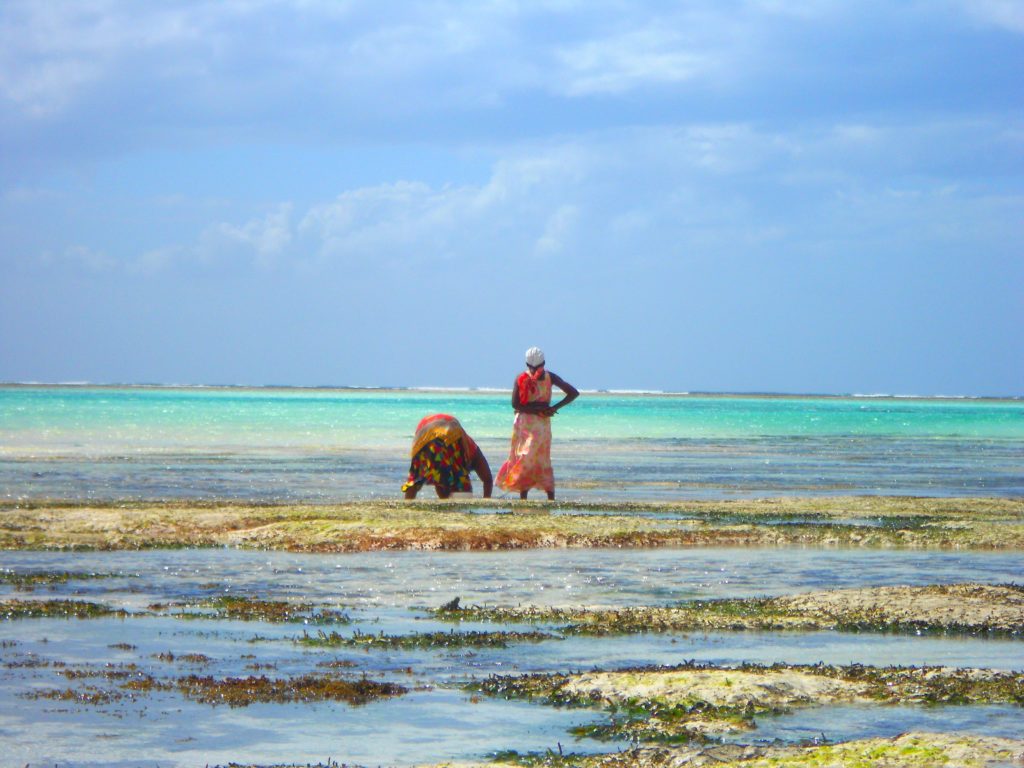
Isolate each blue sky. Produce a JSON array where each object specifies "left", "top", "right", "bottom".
[{"left": 1, "top": 1, "right": 1021, "bottom": 395}]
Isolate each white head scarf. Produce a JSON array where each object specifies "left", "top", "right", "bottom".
[{"left": 525, "top": 346, "right": 545, "bottom": 367}]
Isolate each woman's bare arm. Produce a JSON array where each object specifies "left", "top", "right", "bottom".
[
  {"left": 545, "top": 371, "right": 578, "bottom": 415},
  {"left": 472, "top": 450, "right": 493, "bottom": 498}
]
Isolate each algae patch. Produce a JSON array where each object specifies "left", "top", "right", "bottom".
[
  {"left": 477, "top": 732, "right": 1024, "bottom": 768},
  {"left": 434, "top": 583, "right": 1024, "bottom": 638},
  {"left": 0, "top": 568, "right": 121, "bottom": 591},
  {"left": 298, "top": 628, "right": 558, "bottom": 650},
  {"left": 174, "top": 673, "right": 406, "bottom": 707},
  {"left": 1, "top": 598, "right": 128, "bottom": 620},
  {"left": 2, "top": 497, "right": 1020, "bottom": 552},
  {"left": 153, "top": 595, "right": 353, "bottom": 624},
  {"left": 473, "top": 661, "right": 1024, "bottom": 744}
]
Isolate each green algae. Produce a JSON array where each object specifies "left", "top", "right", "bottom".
[
  {"left": 490, "top": 749, "right": 588, "bottom": 767},
  {"left": 0, "top": 568, "right": 120, "bottom": 591},
  {"left": 432, "top": 583, "right": 1024, "bottom": 638},
  {"left": 155, "top": 595, "right": 353, "bottom": 624},
  {"left": 174, "top": 673, "right": 406, "bottom": 707},
  {"left": 23, "top": 656, "right": 404, "bottom": 709},
  {"left": 471, "top": 661, "right": 1024, "bottom": 745},
  {"left": 24, "top": 686, "right": 132, "bottom": 706},
  {"left": 0, "top": 598, "right": 128, "bottom": 620},
  {"left": 485, "top": 732, "right": 1024, "bottom": 768},
  {"left": 1, "top": 497, "right": 1020, "bottom": 552},
  {"left": 297, "top": 628, "right": 558, "bottom": 650},
  {"left": 705, "top": 733, "right": 1024, "bottom": 768}
]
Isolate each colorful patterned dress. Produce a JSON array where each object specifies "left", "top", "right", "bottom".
[
  {"left": 402, "top": 414, "right": 479, "bottom": 494},
  {"left": 496, "top": 373, "right": 554, "bottom": 493}
]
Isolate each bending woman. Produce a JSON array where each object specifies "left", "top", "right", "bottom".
[
  {"left": 402, "top": 414, "right": 492, "bottom": 499},
  {"left": 496, "top": 347, "right": 578, "bottom": 500}
]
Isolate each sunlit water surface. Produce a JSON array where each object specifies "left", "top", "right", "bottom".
[
  {"left": 2, "top": 387, "right": 1022, "bottom": 763},
  {"left": 1, "top": 548, "right": 1022, "bottom": 766},
  {"left": 2, "top": 386, "right": 1022, "bottom": 500}
]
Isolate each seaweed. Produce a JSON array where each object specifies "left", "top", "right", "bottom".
[
  {"left": 297, "top": 628, "right": 558, "bottom": 650},
  {"left": 0, "top": 569, "right": 120, "bottom": 591},
  {"left": 2, "top": 497, "right": 1020, "bottom": 552},
  {"left": 156, "top": 595, "right": 353, "bottom": 624},
  {"left": 471, "top": 661, "right": 1024, "bottom": 745},
  {"left": 0, "top": 598, "right": 127, "bottom": 620},
  {"left": 174, "top": 673, "right": 406, "bottom": 707},
  {"left": 431, "top": 583, "right": 1024, "bottom": 638}
]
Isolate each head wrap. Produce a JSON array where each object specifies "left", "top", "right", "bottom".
[{"left": 518, "top": 347, "right": 546, "bottom": 404}]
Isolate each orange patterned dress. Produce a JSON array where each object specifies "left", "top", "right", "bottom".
[
  {"left": 496, "top": 373, "right": 554, "bottom": 493},
  {"left": 401, "top": 414, "right": 479, "bottom": 495}
]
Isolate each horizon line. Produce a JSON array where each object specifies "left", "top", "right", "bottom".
[{"left": 1, "top": 381, "right": 1021, "bottom": 401}]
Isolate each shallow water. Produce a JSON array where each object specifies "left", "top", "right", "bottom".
[
  {"left": 1, "top": 547, "right": 1022, "bottom": 765},
  {"left": 2, "top": 386, "right": 1023, "bottom": 763},
  {"left": 2, "top": 386, "right": 1022, "bottom": 500},
  {"left": 5, "top": 548, "right": 1024, "bottom": 609}
]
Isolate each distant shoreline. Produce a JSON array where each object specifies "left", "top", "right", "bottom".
[{"left": 0, "top": 381, "right": 1020, "bottom": 402}]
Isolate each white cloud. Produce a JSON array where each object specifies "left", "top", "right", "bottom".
[
  {"left": 24, "top": 117, "right": 1023, "bottom": 279},
  {"left": 299, "top": 181, "right": 477, "bottom": 262},
  {"left": 296, "top": 147, "right": 591, "bottom": 264},
  {"left": 535, "top": 205, "right": 579, "bottom": 255},
  {"left": 0, "top": 1, "right": 209, "bottom": 117},
  {"left": 832, "top": 124, "right": 884, "bottom": 145},
  {"left": 40, "top": 244, "right": 115, "bottom": 271},
  {"left": 954, "top": 0, "right": 1024, "bottom": 33},
  {"left": 131, "top": 246, "right": 183, "bottom": 275},
  {"left": 200, "top": 204, "right": 293, "bottom": 268},
  {"left": 556, "top": 27, "right": 711, "bottom": 95}
]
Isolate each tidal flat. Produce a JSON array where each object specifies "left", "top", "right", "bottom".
[
  {"left": 432, "top": 583, "right": 1024, "bottom": 637},
  {"left": 2, "top": 496, "right": 1021, "bottom": 551},
  {"left": 472, "top": 661, "right": 1024, "bottom": 741},
  {"left": 1, "top": 499, "right": 1023, "bottom": 766}
]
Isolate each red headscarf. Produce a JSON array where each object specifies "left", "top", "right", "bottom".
[{"left": 517, "top": 366, "right": 545, "bottom": 404}]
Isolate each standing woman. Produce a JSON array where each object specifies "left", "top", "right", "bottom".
[{"left": 496, "top": 347, "right": 579, "bottom": 500}]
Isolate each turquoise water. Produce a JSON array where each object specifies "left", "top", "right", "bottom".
[
  {"left": 2, "top": 387, "right": 1023, "bottom": 764},
  {"left": 2, "top": 385, "right": 1022, "bottom": 500}
]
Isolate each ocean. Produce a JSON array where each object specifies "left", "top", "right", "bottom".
[{"left": 2, "top": 385, "right": 1021, "bottom": 501}]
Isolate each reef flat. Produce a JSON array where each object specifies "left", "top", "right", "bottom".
[
  {"left": 433, "top": 583, "right": 1024, "bottom": 638},
  {"left": 1, "top": 496, "right": 1020, "bottom": 552},
  {"left": 473, "top": 661, "right": 1024, "bottom": 744},
  {"left": 213, "top": 732, "right": 1024, "bottom": 768}
]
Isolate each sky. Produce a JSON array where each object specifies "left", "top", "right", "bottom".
[{"left": 1, "top": 1, "right": 1022, "bottom": 396}]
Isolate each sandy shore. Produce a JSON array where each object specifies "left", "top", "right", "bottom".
[{"left": 1, "top": 496, "right": 1021, "bottom": 551}]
